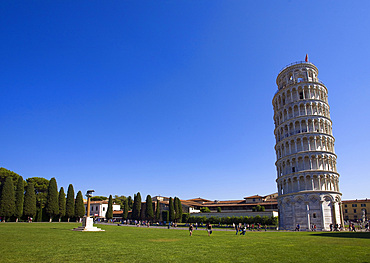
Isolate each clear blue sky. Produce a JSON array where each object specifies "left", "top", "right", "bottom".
[{"left": 1, "top": 1, "right": 369, "bottom": 201}]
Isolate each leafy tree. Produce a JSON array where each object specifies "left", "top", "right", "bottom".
[
  {"left": 27, "top": 177, "right": 49, "bottom": 218},
  {"left": 91, "top": 196, "right": 107, "bottom": 201},
  {"left": 182, "top": 213, "right": 190, "bottom": 223},
  {"left": 155, "top": 200, "right": 160, "bottom": 221},
  {"left": 36, "top": 207, "right": 43, "bottom": 222},
  {"left": 200, "top": 207, "right": 211, "bottom": 213},
  {"left": 14, "top": 176, "right": 24, "bottom": 222},
  {"left": 123, "top": 198, "right": 129, "bottom": 220},
  {"left": 217, "top": 207, "right": 222, "bottom": 213},
  {"left": 106, "top": 195, "right": 113, "bottom": 220},
  {"left": 58, "top": 187, "right": 66, "bottom": 222},
  {"left": 23, "top": 182, "right": 36, "bottom": 219},
  {"left": 45, "top": 178, "right": 59, "bottom": 222},
  {"left": 174, "top": 197, "right": 182, "bottom": 223},
  {"left": 132, "top": 192, "right": 141, "bottom": 220},
  {"left": 0, "top": 176, "right": 15, "bottom": 221},
  {"left": 74, "top": 191, "right": 85, "bottom": 221},
  {"left": 65, "top": 184, "right": 75, "bottom": 222},
  {"left": 113, "top": 195, "right": 126, "bottom": 207},
  {"left": 169, "top": 197, "right": 175, "bottom": 222},
  {"left": 145, "top": 195, "right": 154, "bottom": 221},
  {"left": 127, "top": 196, "right": 133, "bottom": 210},
  {"left": 0, "top": 167, "right": 20, "bottom": 195}
]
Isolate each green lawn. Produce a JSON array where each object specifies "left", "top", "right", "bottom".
[{"left": 0, "top": 223, "right": 369, "bottom": 262}]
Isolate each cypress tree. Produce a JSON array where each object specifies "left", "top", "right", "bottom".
[
  {"left": 162, "top": 210, "right": 169, "bottom": 222},
  {"left": 58, "top": 187, "right": 66, "bottom": 222},
  {"left": 0, "top": 177, "right": 15, "bottom": 221},
  {"left": 123, "top": 198, "right": 129, "bottom": 220},
  {"left": 155, "top": 199, "right": 160, "bottom": 221},
  {"left": 127, "top": 196, "right": 133, "bottom": 210},
  {"left": 74, "top": 191, "right": 85, "bottom": 221},
  {"left": 45, "top": 177, "right": 59, "bottom": 222},
  {"left": 174, "top": 197, "right": 179, "bottom": 220},
  {"left": 131, "top": 194, "right": 137, "bottom": 219},
  {"left": 169, "top": 197, "right": 175, "bottom": 222},
  {"left": 145, "top": 195, "right": 154, "bottom": 221},
  {"left": 65, "top": 184, "right": 75, "bottom": 222},
  {"left": 175, "top": 197, "right": 183, "bottom": 223},
  {"left": 14, "top": 176, "right": 24, "bottom": 222},
  {"left": 23, "top": 182, "right": 36, "bottom": 219},
  {"left": 106, "top": 195, "right": 113, "bottom": 220},
  {"left": 133, "top": 192, "right": 141, "bottom": 220}
]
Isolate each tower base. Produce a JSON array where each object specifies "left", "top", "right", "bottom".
[{"left": 278, "top": 192, "right": 342, "bottom": 231}]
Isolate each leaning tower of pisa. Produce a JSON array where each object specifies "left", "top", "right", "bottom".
[{"left": 272, "top": 59, "right": 343, "bottom": 231}]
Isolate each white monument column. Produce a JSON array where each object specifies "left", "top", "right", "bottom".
[{"left": 73, "top": 190, "right": 105, "bottom": 232}]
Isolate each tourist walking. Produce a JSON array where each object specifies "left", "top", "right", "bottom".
[
  {"left": 207, "top": 223, "right": 213, "bottom": 236},
  {"left": 189, "top": 224, "right": 194, "bottom": 236}
]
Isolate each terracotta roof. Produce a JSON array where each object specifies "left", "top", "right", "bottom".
[
  {"left": 203, "top": 200, "right": 246, "bottom": 205},
  {"left": 203, "top": 201, "right": 277, "bottom": 207},
  {"left": 187, "top": 198, "right": 212, "bottom": 203},
  {"left": 244, "top": 195, "right": 263, "bottom": 199},
  {"left": 342, "top": 199, "right": 369, "bottom": 203},
  {"left": 113, "top": 210, "right": 123, "bottom": 215},
  {"left": 180, "top": 200, "right": 204, "bottom": 207}
]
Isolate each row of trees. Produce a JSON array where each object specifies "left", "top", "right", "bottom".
[
  {"left": 0, "top": 168, "right": 85, "bottom": 222},
  {"left": 102, "top": 192, "right": 183, "bottom": 223}
]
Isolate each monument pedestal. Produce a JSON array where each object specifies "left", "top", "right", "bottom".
[{"left": 72, "top": 217, "right": 105, "bottom": 231}]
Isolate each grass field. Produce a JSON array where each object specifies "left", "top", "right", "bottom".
[{"left": 0, "top": 223, "right": 369, "bottom": 262}]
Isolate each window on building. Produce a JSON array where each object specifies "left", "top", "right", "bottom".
[
  {"left": 299, "top": 92, "right": 303, "bottom": 99},
  {"left": 292, "top": 167, "right": 296, "bottom": 173},
  {"left": 253, "top": 198, "right": 255, "bottom": 202},
  {"left": 297, "top": 78, "right": 303, "bottom": 83},
  {"left": 344, "top": 209, "right": 347, "bottom": 213},
  {"left": 354, "top": 209, "right": 356, "bottom": 213},
  {"left": 344, "top": 204, "right": 347, "bottom": 207},
  {"left": 313, "top": 213, "right": 316, "bottom": 218},
  {"left": 352, "top": 204, "right": 357, "bottom": 207},
  {"left": 361, "top": 204, "right": 366, "bottom": 207},
  {"left": 103, "top": 207, "right": 105, "bottom": 211}
]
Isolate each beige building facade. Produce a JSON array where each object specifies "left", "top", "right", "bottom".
[{"left": 342, "top": 199, "right": 369, "bottom": 222}]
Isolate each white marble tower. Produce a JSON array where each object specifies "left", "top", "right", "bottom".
[{"left": 272, "top": 58, "right": 343, "bottom": 231}]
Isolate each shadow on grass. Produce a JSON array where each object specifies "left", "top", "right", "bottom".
[{"left": 311, "top": 232, "right": 370, "bottom": 239}]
